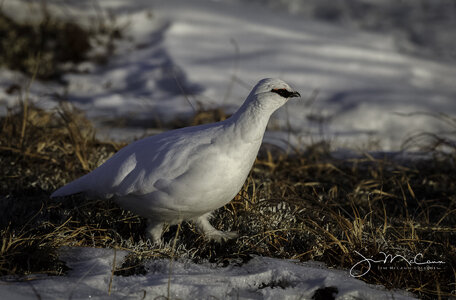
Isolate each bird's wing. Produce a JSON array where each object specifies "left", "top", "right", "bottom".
[{"left": 91, "top": 123, "right": 220, "bottom": 199}]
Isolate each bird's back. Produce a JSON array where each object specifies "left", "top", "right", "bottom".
[
  {"left": 53, "top": 118, "right": 254, "bottom": 195},
  {"left": 53, "top": 122, "right": 222, "bottom": 197},
  {"left": 52, "top": 117, "right": 262, "bottom": 220}
]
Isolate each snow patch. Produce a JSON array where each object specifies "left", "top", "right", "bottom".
[{"left": 0, "top": 247, "right": 415, "bottom": 300}]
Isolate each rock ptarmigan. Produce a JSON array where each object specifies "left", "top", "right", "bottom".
[{"left": 51, "top": 78, "right": 300, "bottom": 243}]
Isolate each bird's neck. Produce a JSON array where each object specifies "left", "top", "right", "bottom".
[{"left": 228, "top": 100, "right": 274, "bottom": 142}]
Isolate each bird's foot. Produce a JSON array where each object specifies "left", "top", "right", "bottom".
[
  {"left": 147, "top": 220, "right": 164, "bottom": 246},
  {"left": 205, "top": 230, "right": 238, "bottom": 243},
  {"left": 194, "top": 213, "right": 237, "bottom": 243}
]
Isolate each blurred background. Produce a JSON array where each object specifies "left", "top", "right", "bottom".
[
  {"left": 1, "top": 2, "right": 456, "bottom": 299},
  {"left": 243, "top": 0, "right": 456, "bottom": 62},
  {"left": 1, "top": 0, "right": 455, "bottom": 151}
]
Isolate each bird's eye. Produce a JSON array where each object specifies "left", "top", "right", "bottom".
[{"left": 271, "top": 88, "right": 292, "bottom": 98}]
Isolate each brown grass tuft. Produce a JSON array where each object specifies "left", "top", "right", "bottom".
[
  {"left": 0, "top": 5, "right": 124, "bottom": 80},
  {"left": 0, "top": 102, "right": 455, "bottom": 299}
]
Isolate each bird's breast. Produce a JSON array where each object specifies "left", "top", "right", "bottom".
[{"left": 161, "top": 138, "right": 261, "bottom": 213}]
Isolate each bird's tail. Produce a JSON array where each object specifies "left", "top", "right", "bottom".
[{"left": 50, "top": 174, "right": 90, "bottom": 198}]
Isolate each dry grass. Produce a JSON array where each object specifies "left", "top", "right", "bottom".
[
  {"left": 0, "top": 101, "right": 455, "bottom": 299},
  {"left": 0, "top": 4, "right": 123, "bottom": 80}
]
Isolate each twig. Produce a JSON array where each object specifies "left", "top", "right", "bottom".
[
  {"left": 172, "top": 72, "right": 197, "bottom": 113},
  {"left": 0, "top": 145, "right": 55, "bottom": 162},
  {"left": 167, "top": 223, "right": 181, "bottom": 300},
  {"left": 26, "top": 280, "right": 42, "bottom": 300},
  {"left": 68, "top": 258, "right": 98, "bottom": 300},
  {"left": 20, "top": 52, "right": 41, "bottom": 150},
  {"left": 222, "top": 38, "right": 240, "bottom": 104},
  {"left": 108, "top": 247, "right": 117, "bottom": 295}
]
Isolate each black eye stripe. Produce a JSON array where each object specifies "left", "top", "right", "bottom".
[{"left": 271, "top": 88, "right": 293, "bottom": 98}]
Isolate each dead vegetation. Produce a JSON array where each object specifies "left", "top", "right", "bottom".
[
  {"left": 0, "top": 4, "right": 123, "bottom": 80},
  {"left": 0, "top": 101, "right": 455, "bottom": 299},
  {"left": 0, "top": 4, "right": 454, "bottom": 299}
]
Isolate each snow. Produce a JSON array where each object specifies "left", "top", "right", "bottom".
[
  {"left": 0, "top": 247, "right": 415, "bottom": 300},
  {"left": 1, "top": 0, "right": 455, "bottom": 148},
  {"left": 151, "top": 0, "right": 456, "bottom": 150},
  {"left": 0, "top": 0, "right": 454, "bottom": 298}
]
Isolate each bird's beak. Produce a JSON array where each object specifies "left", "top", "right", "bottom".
[{"left": 289, "top": 91, "right": 301, "bottom": 98}]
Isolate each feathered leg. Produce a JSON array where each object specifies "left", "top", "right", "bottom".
[
  {"left": 193, "top": 212, "right": 237, "bottom": 242},
  {"left": 147, "top": 220, "right": 164, "bottom": 245}
]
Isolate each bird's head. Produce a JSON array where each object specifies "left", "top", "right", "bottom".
[{"left": 247, "top": 78, "right": 300, "bottom": 112}]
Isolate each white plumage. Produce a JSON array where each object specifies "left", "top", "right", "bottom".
[{"left": 51, "top": 78, "right": 300, "bottom": 243}]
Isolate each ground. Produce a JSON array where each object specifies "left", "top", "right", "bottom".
[{"left": 0, "top": 0, "right": 455, "bottom": 299}]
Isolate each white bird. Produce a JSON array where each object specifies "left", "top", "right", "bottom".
[{"left": 51, "top": 78, "right": 300, "bottom": 243}]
